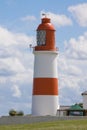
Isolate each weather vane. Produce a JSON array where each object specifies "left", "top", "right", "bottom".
[{"left": 42, "top": 13, "right": 49, "bottom": 18}]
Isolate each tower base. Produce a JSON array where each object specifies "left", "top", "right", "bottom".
[{"left": 32, "top": 95, "right": 59, "bottom": 116}]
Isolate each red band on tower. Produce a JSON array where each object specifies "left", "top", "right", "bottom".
[{"left": 33, "top": 78, "right": 58, "bottom": 95}]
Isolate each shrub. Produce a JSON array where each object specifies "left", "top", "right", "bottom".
[
  {"left": 9, "top": 109, "right": 24, "bottom": 116},
  {"left": 17, "top": 111, "right": 24, "bottom": 116},
  {"left": 9, "top": 109, "right": 17, "bottom": 116}
]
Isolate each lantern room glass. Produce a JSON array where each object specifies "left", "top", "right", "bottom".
[{"left": 37, "top": 30, "right": 46, "bottom": 46}]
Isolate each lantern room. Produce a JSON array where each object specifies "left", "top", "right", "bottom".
[{"left": 35, "top": 17, "right": 57, "bottom": 51}]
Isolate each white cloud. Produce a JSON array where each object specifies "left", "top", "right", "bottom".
[
  {"left": 58, "top": 32, "right": 87, "bottom": 105},
  {"left": 10, "top": 69, "right": 33, "bottom": 84},
  {"left": 68, "top": 3, "right": 87, "bottom": 26},
  {"left": 0, "top": 26, "right": 34, "bottom": 69},
  {"left": 0, "top": 27, "right": 17, "bottom": 46},
  {"left": 64, "top": 32, "right": 87, "bottom": 59},
  {"left": 11, "top": 85, "right": 22, "bottom": 98},
  {"left": 0, "top": 25, "right": 34, "bottom": 115},
  {"left": 0, "top": 58, "right": 25, "bottom": 74},
  {"left": 43, "top": 12, "right": 72, "bottom": 27},
  {"left": 0, "top": 26, "right": 35, "bottom": 48}
]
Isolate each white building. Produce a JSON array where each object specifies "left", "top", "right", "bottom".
[{"left": 57, "top": 106, "right": 70, "bottom": 116}]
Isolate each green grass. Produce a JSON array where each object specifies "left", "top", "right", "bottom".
[{"left": 0, "top": 119, "right": 87, "bottom": 130}]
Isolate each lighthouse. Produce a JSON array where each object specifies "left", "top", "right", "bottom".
[{"left": 32, "top": 16, "right": 59, "bottom": 116}]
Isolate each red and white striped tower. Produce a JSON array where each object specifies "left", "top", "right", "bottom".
[{"left": 32, "top": 16, "right": 59, "bottom": 116}]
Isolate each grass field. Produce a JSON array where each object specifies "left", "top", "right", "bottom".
[{"left": 0, "top": 119, "right": 87, "bottom": 130}]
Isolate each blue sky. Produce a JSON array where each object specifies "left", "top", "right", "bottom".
[{"left": 0, "top": 0, "right": 87, "bottom": 116}]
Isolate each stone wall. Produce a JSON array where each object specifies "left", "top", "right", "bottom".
[{"left": 0, "top": 116, "right": 87, "bottom": 125}]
